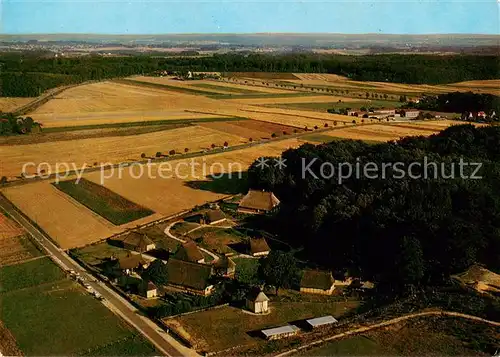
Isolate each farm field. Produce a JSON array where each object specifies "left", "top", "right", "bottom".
[
  {"left": 0, "top": 232, "right": 43, "bottom": 267},
  {"left": 29, "top": 80, "right": 237, "bottom": 127},
  {"left": 163, "top": 299, "right": 359, "bottom": 352},
  {"left": 0, "top": 213, "right": 23, "bottom": 239},
  {"left": 131, "top": 76, "right": 296, "bottom": 95},
  {"left": 31, "top": 110, "right": 227, "bottom": 128},
  {"left": 0, "top": 124, "right": 248, "bottom": 178},
  {"left": 2, "top": 138, "right": 303, "bottom": 248},
  {"left": 261, "top": 100, "right": 401, "bottom": 112},
  {"left": 0, "top": 257, "right": 158, "bottom": 356},
  {"left": 323, "top": 124, "right": 444, "bottom": 142},
  {"left": 0, "top": 257, "right": 65, "bottom": 293},
  {"left": 0, "top": 98, "right": 32, "bottom": 112},
  {"left": 1, "top": 182, "right": 128, "bottom": 249},
  {"left": 225, "top": 95, "right": 363, "bottom": 105},
  {"left": 198, "top": 120, "right": 303, "bottom": 140},
  {"left": 54, "top": 178, "right": 154, "bottom": 225}
]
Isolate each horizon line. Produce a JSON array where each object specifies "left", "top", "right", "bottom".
[{"left": 2, "top": 32, "right": 499, "bottom": 37}]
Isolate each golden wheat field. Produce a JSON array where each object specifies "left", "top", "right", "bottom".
[
  {"left": 0, "top": 125, "right": 249, "bottom": 178},
  {"left": 0, "top": 98, "right": 32, "bottom": 112},
  {"left": 198, "top": 79, "right": 294, "bottom": 94},
  {"left": 1, "top": 138, "right": 302, "bottom": 248},
  {"left": 324, "top": 124, "right": 442, "bottom": 142},
  {"left": 32, "top": 81, "right": 226, "bottom": 114},
  {"left": 32, "top": 110, "right": 225, "bottom": 128},
  {"left": 225, "top": 95, "right": 362, "bottom": 105}
]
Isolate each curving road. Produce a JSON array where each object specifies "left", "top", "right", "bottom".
[{"left": 0, "top": 194, "right": 196, "bottom": 357}]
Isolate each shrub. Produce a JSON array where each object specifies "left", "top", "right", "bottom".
[
  {"left": 169, "top": 150, "right": 176, "bottom": 155},
  {"left": 155, "top": 152, "right": 162, "bottom": 158},
  {"left": 184, "top": 148, "right": 189, "bottom": 153},
  {"left": 271, "top": 133, "right": 277, "bottom": 138},
  {"left": 141, "top": 153, "right": 146, "bottom": 158},
  {"left": 324, "top": 123, "right": 329, "bottom": 127}
]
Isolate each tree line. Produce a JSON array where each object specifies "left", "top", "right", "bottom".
[
  {"left": 1, "top": 52, "right": 498, "bottom": 96},
  {"left": 0, "top": 113, "right": 40, "bottom": 135},
  {"left": 247, "top": 124, "right": 500, "bottom": 292}
]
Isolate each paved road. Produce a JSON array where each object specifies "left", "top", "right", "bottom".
[{"left": 0, "top": 194, "right": 193, "bottom": 357}]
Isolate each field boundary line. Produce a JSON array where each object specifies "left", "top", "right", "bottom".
[
  {"left": 274, "top": 310, "right": 500, "bottom": 357},
  {"left": 0, "top": 254, "right": 47, "bottom": 268}
]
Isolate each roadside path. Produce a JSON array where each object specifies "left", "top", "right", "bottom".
[{"left": 275, "top": 310, "right": 500, "bottom": 357}]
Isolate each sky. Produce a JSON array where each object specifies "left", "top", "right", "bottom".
[{"left": 1, "top": 0, "right": 499, "bottom": 35}]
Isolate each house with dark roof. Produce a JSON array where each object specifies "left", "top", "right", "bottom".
[
  {"left": 300, "top": 270, "right": 335, "bottom": 295},
  {"left": 139, "top": 280, "right": 158, "bottom": 299},
  {"left": 249, "top": 237, "right": 271, "bottom": 257},
  {"left": 114, "top": 254, "right": 150, "bottom": 276},
  {"left": 238, "top": 190, "right": 280, "bottom": 214},
  {"left": 214, "top": 256, "right": 236, "bottom": 278},
  {"left": 167, "top": 258, "right": 214, "bottom": 296},
  {"left": 175, "top": 240, "right": 205, "bottom": 264},
  {"left": 246, "top": 288, "right": 270, "bottom": 314},
  {"left": 121, "top": 231, "right": 156, "bottom": 253},
  {"left": 204, "top": 209, "right": 227, "bottom": 225}
]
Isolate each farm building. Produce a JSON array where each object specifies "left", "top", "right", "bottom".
[
  {"left": 139, "top": 280, "right": 158, "bottom": 299},
  {"left": 204, "top": 209, "right": 227, "bottom": 225},
  {"left": 114, "top": 254, "right": 150, "bottom": 276},
  {"left": 249, "top": 237, "right": 271, "bottom": 257},
  {"left": 261, "top": 325, "right": 300, "bottom": 340},
  {"left": 175, "top": 240, "right": 205, "bottom": 264},
  {"left": 300, "top": 270, "right": 335, "bottom": 295},
  {"left": 184, "top": 213, "right": 204, "bottom": 224},
  {"left": 214, "top": 256, "right": 236, "bottom": 277},
  {"left": 238, "top": 190, "right": 280, "bottom": 214},
  {"left": 121, "top": 231, "right": 156, "bottom": 253},
  {"left": 305, "top": 315, "right": 338, "bottom": 330},
  {"left": 404, "top": 109, "right": 420, "bottom": 119},
  {"left": 167, "top": 258, "right": 214, "bottom": 296},
  {"left": 246, "top": 288, "right": 270, "bottom": 314}
]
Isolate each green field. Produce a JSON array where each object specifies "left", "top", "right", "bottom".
[
  {"left": 54, "top": 178, "right": 154, "bottom": 225},
  {"left": 118, "top": 79, "right": 223, "bottom": 96},
  {"left": 42, "top": 117, "right": 243, "bottom": 133},
  {"left": 298, "top": 335, "right": 383, "bottom": 356},
  {"left": 0, "top": 258, "right": 158, "bottom": 356},
  {"left": 0, "top": 257, "right": 65, "bottom": 293}
]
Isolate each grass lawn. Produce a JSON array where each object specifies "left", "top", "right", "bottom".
[
  {"left": 169, "top": 221, "right": 201, "bottom": 237},
  {"left": 0, "top": 257, "right": 65, "bottom": 293},
  {"left": 54, "top": 178, "right": 154, "bottom": 225},
  {"left": 190, "top": 83, "right": 260, "bottom": 94},
  {"left": 299, "top": 335, "right": 384, "bottom": 356},
  {"left": 0, "top": 258, "right": 157, "bottom": 356},
  {"left": 167, "top": 299, "right": 359, "bottom": 352},
  {"left": 81, "top": 335, "right": 158, "bottom": 356},
  {"left": 190, "top": 227, "right": 246, "bottom": 255},
  {"left": 71, "top": 242, "right": 131, "bottom": 266}
]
